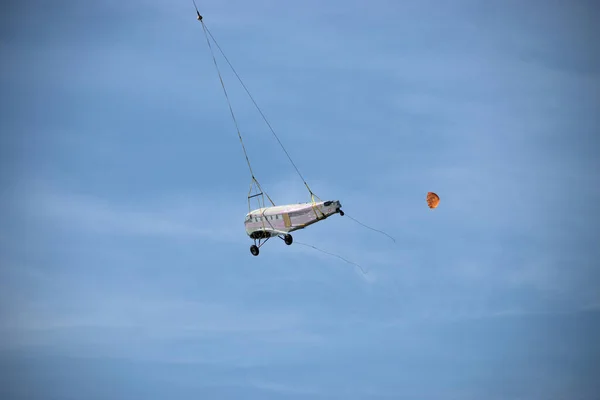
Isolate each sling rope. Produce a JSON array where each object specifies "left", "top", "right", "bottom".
[
  {"left": 194, "top": 5, "right": 319, "bottom": 206},
  {"left": 194, "top": 6, "right": 395, "bottom": 244},
  {"left": 202, "top": 26, "right": 318, "bottom": 200},
  {"left": 195, "top": 7, "right": 275, "bottom": 209}
]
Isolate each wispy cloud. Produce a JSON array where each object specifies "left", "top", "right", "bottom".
[
  {"left": 12, "top": 180, "right": 240, "bottom": 241},
  {"left": 1, "top": 296, "right": 301, "bottom": 334},
  {"left": 246, "top": 380, "right": 322, "bottom": 396},
  {"left": 0, "top": 292, "right": 324, "bottom": 364}
]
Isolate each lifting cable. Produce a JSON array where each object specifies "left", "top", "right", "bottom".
[
  {"left": 193, "top": 4, "right": 318, "bottom": 204},
  {"left": 194, "top": 3, "right": 274, "bottom": 208},
  {"left": 193, "top": 5, "right": 396, "bottom": 244}
]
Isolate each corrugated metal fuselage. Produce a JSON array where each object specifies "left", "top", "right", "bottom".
[{"left": 244, "top": 200, "right": 342, "bottom": 239}]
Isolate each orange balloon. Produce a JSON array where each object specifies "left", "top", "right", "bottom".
[{"left": 426, "top": 192, "right": 440, "bottom": 209}]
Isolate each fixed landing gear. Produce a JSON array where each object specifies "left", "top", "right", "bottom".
[
  {"left": 249, "top": 233, "right": 294, "bottom": 256},
  {"left": 250, "top": 236, "right": 270, "bottom": 256},
  {"left": 337, "top": 208, "right": 345, "bottom": 216}
]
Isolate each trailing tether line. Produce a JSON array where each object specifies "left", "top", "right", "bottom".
[
  {"left": 344, "top": 214, "right": 396, "bottom": 243},
  {"left": 295, "top": 241, "right": 370, "bottom": 275}
]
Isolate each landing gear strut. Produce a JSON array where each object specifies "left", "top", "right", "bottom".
[
  {"left": 250, "top": 233, "right": 294, "bottom": 256},
  {"left": 250, "top": 236, "right": 270, "bottom": 256}
]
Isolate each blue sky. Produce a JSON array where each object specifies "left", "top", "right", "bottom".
[{"left": 1, "top": 0, "right": 599, "bottom": 398}]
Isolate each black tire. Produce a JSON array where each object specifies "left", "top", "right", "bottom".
[
  {"left": 250, "top": 245, "right": 259, "bottom": 256},
  {"left": 284, "top": 234, "right": 293, "bottom": 245},
  {"left": 339, "top": 209, "right": 345, "bottom": 216}
]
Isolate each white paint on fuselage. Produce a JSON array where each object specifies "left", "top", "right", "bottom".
[{"left": 244, "top": 200, "right": 342, "bottom": 237}]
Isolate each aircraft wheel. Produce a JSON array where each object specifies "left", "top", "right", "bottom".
[
  {"left": 250, "top": 245, "right": 259, "bottom": 256},
  {"left": 284, "top": 234, "right": 293, "bottom": 245},
  {"left": 338, "top": 209, "right": 345, "bottom": 216}
]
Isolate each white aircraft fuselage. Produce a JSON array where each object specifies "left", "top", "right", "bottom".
[{"left": 244, "top": 200, "right": 343, "bottom": 239}]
